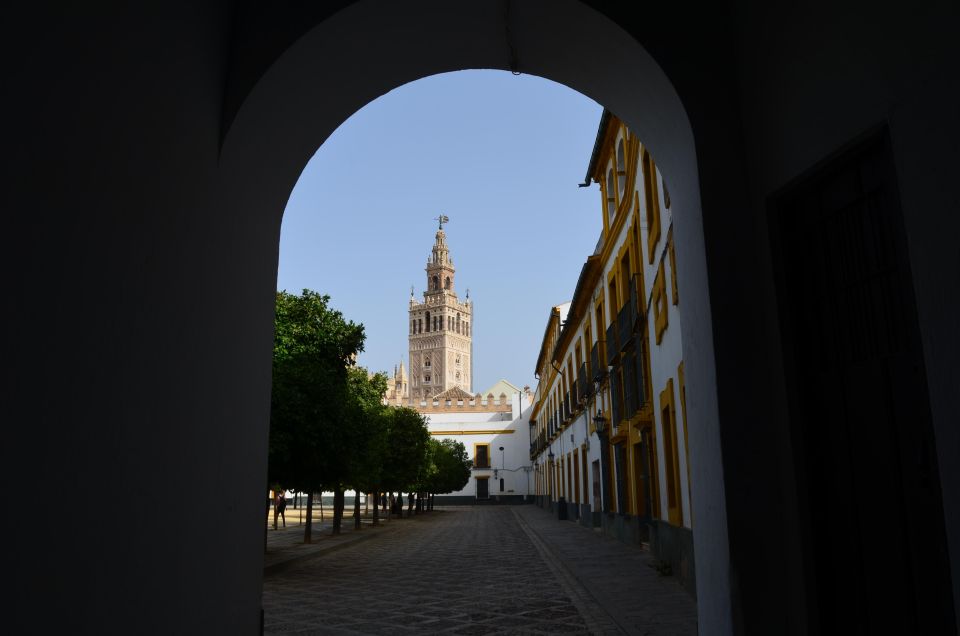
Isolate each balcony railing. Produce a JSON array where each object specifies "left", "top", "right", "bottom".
[
  {"left": 623, "top": 348, "right": 639, "bottom": 419},
  {"left": 634, "top": 334, "right": 648, "bottom": 408},
  {"left": 605, "top": 321, "right": 619, "bottom": 366},
  {"left": 577, "top": 363, "right": 588, "bottom": 401},
  {"left": 610, "top": 364, "right": 623, "bottom": 430},
  {"left": 617, "top": 300, "right": 636, "bottom": 354},
  {"left": 590, "top": 342, "right": 604, "bottom": 383}
]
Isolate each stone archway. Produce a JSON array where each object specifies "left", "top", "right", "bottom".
[{"left": 219, "top": 0, "right": 727, "bottom": 630}]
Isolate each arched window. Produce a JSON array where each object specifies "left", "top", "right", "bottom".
[
  {"left": 417, "top": 319, "right": 422, "bottom": 333},
  {"left": 425, "top": 311, "right": 431, "bottom": 332},
  {"left": 456, "top": 313, "right": 461, "bottom": 333},
  {"left": 424, "top": 356, "right": 431, "bottom": 368},
  {"left": 606, "top": 168, "right": 616, "bottom": 222},
  {"left": 431, "top": 275, "right": 439, "bottom": 291},
  {"left": 616, "top": 138, "right": 626, "bottom": 198},
  {"left": 444, "top": 276, "right": 451, "bottom": 290}
]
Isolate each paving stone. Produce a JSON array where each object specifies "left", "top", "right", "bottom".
[{"left": 263, "top": 506, "right": 697, "bottom": 635}]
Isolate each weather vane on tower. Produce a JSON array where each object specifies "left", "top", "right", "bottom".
[{"left": 434, "top": 214, "right": 450, "bottom": 229}]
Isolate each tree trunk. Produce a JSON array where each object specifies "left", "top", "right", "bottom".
[
  {"left": 407, "top": 493, "right": 414, "bottom": 515},
  {"left": 332, "top": 488, "right": 344, "bottom": 535},
  {"left": 304, "top": 492, "right": 314, "bottom": 544},
  {"left": 353, "top": 490, "right": 361, "bottom": 530},
  {"left": 372, "top": 490, "right": 380, "bottom": 527}
]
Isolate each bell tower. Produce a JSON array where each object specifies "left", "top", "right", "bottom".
[{"left": 408, "top": 217, "right": 472, "bottom": 401}]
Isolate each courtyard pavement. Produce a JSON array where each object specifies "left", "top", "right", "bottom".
[{"left": 262, "top": 505, "right": 697, "bottom": 635}]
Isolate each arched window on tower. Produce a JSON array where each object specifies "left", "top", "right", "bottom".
[
  {"left": 425, "top": 311, "right": 431, "bottom": 332},
  {"left": 424, "top": 356, "right": 431, "bottom": 368},
  {"left": 431, "top": 275, "right": 439, "bottom": 291},
  {"left": 444, "top": 276, "right": 451, "bottom": 290},
  {"left": 606, "top": 168, "right": 616, "bottom": 222},
  {"left": 456, "top": 313, "right": 461, "bottom": 334}
]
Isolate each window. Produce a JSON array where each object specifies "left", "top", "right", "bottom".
[
  {"left": 606, "top": 168, "right": 616, "bottom": 222},
  {"left": 616, "top": 138, "right": 626, "bottom": 198},
  {"left": 643, "top": 150, "right": 661, "bottom": 262},
  {"left": 444, "top": 276, "right": 451, "bottom": 290},
  {"left": 425, "top": 311, "right": 431, "bottom": 332},
  {"left": 431, "top": 275, "right": 439, "bottom": 291},
  {"left": 424, "top": 374, "right": 431, "bottom": 383},
  {"left": 678, "top": 362, "right": 691, "bottom": 526},
  {"left": 660, "top": 378, "right": 682, "bottom": 526},
  {"left": 475, "top": 444, "right": 490, "bottom": 468},
  {"left": 424, "top": 357, "right": 431, "bottom": 368},
  {"left": 652, "top": 261, "right": 668, "bottom": 344},
  {"left": 499, "top": 478, "right": 504, "bottom": 492},
  {"left": 668, "top": 230, "right": 679, "bottom": 305},
  {"left": 455, "top": 355, "right": 461, "bottom": 365}
]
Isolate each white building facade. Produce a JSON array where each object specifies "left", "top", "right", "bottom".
[{"left": 420, "top": 385, "right": 533, "bottom": 504}]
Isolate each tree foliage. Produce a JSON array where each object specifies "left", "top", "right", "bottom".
[
  {"left": 381, "top": 407, "right": 430, "bottom": 494},
  {"left": 426, "top": 438, "right": 472, "bottom": 494},
  {"left": 268, "top": 290, "right": 365, "bottom": 494}
]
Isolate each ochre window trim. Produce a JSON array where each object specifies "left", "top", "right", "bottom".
[
  {"left": 653, "top": 260, "right": 668, "bottom": 344},
  {"left": 660, "top": 378, "right": 682, "bottom": 527},
  {"left": 668, "top": 229, "right": 679, "bottom": 305},
  {"left": 643, "top": 151, "right": 661, "bottom": 263}
]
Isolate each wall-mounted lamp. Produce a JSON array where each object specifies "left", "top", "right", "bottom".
[{"left": 593, "top": 412, "right": 608, "bottom": 436}]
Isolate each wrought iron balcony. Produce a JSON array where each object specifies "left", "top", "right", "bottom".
[
  {"left": 590, "top": 342, "right": 604, "bottom": 383},
  {"left": 605, "top": 321, "right": 619, "bottom": 366},
  {"left": 610, "top": 364, "right": 623, "bottom": 430}
]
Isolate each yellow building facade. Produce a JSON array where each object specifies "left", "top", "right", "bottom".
[{"left": 530, "top": 110, "right": 694, "bottom": 593}]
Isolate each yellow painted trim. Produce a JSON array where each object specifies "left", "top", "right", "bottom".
[
  {"left": 659, "top": 378, "right": 682, "bottom": 527},
  {"left": 668, "top": 227, "right": 679, "bottom": 305},
  {"left": 473, "top": 442, "right": 491, "bottom": 469},
  {"left": 678, "top": 361, "right": 691, "bottom": 527},
  {"left": 435, "top": 430, "right": 515, "bottom": 436},
  {"left": 653, "top": 260, "right": 668, "bottom": 344},
  {"left": 643, "top": 150, "right": 661, "bottom": 263}
]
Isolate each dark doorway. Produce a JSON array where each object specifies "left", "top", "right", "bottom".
[
  {"left": 772, "top": 127, "right": 955, "bottom": 633},
  {"left": 476, "top": 478, "right": 489, "bottom": 500},
  {"left": 592, "top": 460, "right": 602, "bottom": 511}
]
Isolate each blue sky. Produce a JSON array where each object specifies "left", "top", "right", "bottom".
[{"left": 278, "top": 70, "right": 603, "bottom": 392}]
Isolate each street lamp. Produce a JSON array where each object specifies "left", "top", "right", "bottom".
[{"left": 593, "top": 411, "right": 607, "bottom": 436}]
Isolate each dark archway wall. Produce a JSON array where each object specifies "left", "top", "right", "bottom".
[{"left": 2, "top": 2, "right": 957, "bottom": 635}]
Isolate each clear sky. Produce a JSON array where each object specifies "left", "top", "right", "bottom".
[{"left": 278, "top": 70, "right": 603, "bottom": 393}]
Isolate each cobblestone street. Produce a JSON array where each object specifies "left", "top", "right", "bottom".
[{"left": 263, "top": 505, "right": 696, "bottom": 635}]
